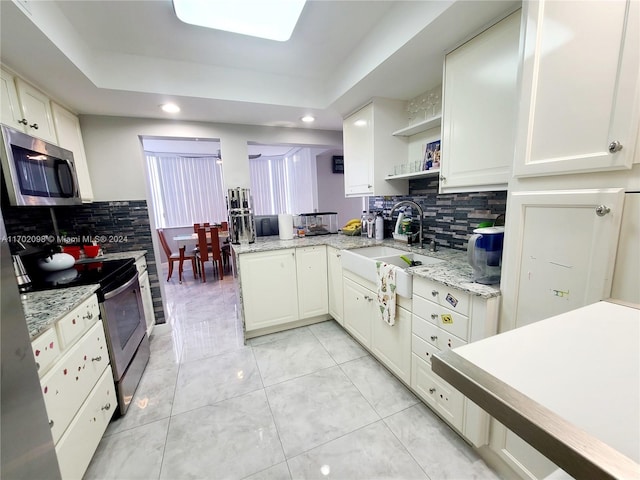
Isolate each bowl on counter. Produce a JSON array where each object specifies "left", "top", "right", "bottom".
[
  {"left": 37, "top": 253, "right": 76, "bottom": 272},
  {"left": 83, "top": 245, "right": 100, "bottom": 258}
]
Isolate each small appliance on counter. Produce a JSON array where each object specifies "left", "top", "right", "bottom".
[
  {"left": 467, "top": 226, "right": 505, "bottom": 285},
  {"left": 293, "top": 212, "right": 338, "bottom": 236},
  {"left": 227, "top": 187, "right": 256, "bottom": 244}
]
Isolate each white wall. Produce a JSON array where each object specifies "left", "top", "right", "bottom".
[
  {"left": 315, "top": 149, "right": 363, "bottom": 226},
  {"left": 79, "top": 115, "right": 343, "bottom": 201}
]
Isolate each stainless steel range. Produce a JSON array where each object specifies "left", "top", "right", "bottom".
[{"left": 29, "top": 258, "right": 149, "bottom": 415}]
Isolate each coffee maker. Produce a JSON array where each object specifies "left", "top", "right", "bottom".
[
  {"left": 467, "top": 226, "right": 504, "bottom": 285},
  {"left": 227, "top": 187, "right": 256, "bottom": 245}
]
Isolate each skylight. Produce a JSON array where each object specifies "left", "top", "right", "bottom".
[{"left": 173, "top": 0, "right": 306, "bottom": 42}]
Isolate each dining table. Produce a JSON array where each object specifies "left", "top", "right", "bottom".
[{"left": 173, "top": 231, "right": 229, "bottom": 244}]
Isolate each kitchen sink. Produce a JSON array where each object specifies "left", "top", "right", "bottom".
[{"left": 340, "top": 248, "right": 444, "bottom": 297}]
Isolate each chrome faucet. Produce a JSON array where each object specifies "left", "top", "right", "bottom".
[{"left": 390, "top": 200, "right": 424, "bottom": 248}]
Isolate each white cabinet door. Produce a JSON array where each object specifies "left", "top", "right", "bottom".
[
  {"left": 327, "top": 247, "right": 344, "bottom": 325},
  {"left": 513, "top": 0, "right": 639, "bottom": 177},
  {"left": 371, "top": 305, "right": 411, "bottom": 383},
  {"left": 296, "top": 245, "right": 328, "bottom": 319},
  {"left": 440, "top": 10, "right": 520, "bottom": 192},
  {"left": 502, "top": 188, "right": 625, "bottom": 330},
  {"left": 342, "top": 277, "right": 373, "bottom": 348},
  {"left": 0, "top": 69, "right": 26, "bottom": 130},
  {"left": 14, "top": 78, "right": 57, "bottom": 143},
  {"left": 240, "top": 249, "right": 299, "bottom": 331},
  {"left": 138, "top": 270, "right": 155, "bottom": 336},
  {"left": 51, "top": 102, "right": 94, "bottom": 202},
  {"left": 343, "top": 103, "right": 374, "bottom": 196}
]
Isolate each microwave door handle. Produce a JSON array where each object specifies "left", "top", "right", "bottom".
[{"left": 56, "top": 159, "right": 76, "bottom": 197}]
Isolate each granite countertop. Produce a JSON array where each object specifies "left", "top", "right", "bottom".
[
  {"left": 23, "top": 249, "right": 148, "bottom": 341},
  {"left": 23, "top": 285, "right": 100, "bottom": 340},
  {"left": 232, "top": 235, "right": 501, "bottom": 298}
]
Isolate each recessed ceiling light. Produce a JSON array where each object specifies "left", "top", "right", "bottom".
[
  {"left": 173, "top": 0, "right": 306, "bottom": 42},
  {"left": 301, "top": 115, "right": 315, "bottom": 123},
  {"left": 161, "top": 103, "right": 180, "bottom": 113}
]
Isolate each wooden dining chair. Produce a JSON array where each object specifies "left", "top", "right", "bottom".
[
  {"left": 193, "top": 222, "right": 210, "bottom": 233},
  {"left": 195, "top": 227, "right": 224, "bottom": 282},
  {"left": 157, "top": 229, "right": 196, "bottom": 283}
]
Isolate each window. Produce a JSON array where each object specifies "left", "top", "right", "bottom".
[
  {"left": 146, "top": 154, "right": 226, "bottom": 228},
  {"left": 249, "top": 148, "right": 318, "bottom": 215}
]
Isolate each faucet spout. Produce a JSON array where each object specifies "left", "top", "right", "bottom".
[{"left": 390, "top": 200, "right": 424, "bottom": 248}]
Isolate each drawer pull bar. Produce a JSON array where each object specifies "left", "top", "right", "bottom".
[
  {"left": 49, "top": 419, "right": 54, "bottom": 428},
  {"left": 101, "top": 403, "right": 111, "bottom": 411},
  {"left": 431, "top": 290, "right": 439, "bottom": 297},
  {"left": 429, "top": 388, "right": 436, "bottom": 394},
  {"left": 430, "top": 335, "right": 438, "bottom": 341},
  {"left": 83, "top": 312, "right": 94, "bottom": 320},
  {"left": 91, "top": 356, "right": 102, "bottom": 362}
]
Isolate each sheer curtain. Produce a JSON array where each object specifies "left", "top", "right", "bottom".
[
  {"left": 249, "top": 148, "right": 317, "bottom": 215},
  {"left": 146, "top": 154, "right": 226, "bottom": 228}
]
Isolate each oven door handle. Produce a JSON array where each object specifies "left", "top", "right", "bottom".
[{"left": 103, "top": 272, "right": 138, "bottom": 301}]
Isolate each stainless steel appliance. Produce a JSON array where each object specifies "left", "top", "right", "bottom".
[
  {"left": 227, "top": 187, "right": 255, "bottom": 244},
  {"left": 1, "top": 210, "right": 61, "bottom": 479},
  {"left": 29, "top": 258, "right": 149, "bottom": 415},
  {"left": 12, "top": 253, "right": 32, "bottom": 292},
  {"left": 0, "top": 125, "right": 81, "bottom": 206}
]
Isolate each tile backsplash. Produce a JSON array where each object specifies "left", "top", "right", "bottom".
[
  {"left": 2, "top": 200, "right": 165, "bottom": 324},
  {"left": 368, "top": 177, "right": 507, "bottom": 250}
]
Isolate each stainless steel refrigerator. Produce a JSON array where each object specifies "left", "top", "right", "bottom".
[{"left": 1, "top": 208, "right": 60, "bottom": 479}]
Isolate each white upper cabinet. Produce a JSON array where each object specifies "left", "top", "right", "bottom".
[
  {"left": 513, "top": 0, "right": 639, "bottom": 177},
  {"left": 0, "top": 68, "right": 26, "bottom": 130},
  {"left": 14, "top": 77, "right": 57, "bottom": 143},
  {"left": 440, "top": 10, "right": 521, "bottom": 192},
  {"left": 52, "top": 102, "right": 94, "bottom": 202},
  {"left": 343, "top": 99, "right": 408, "bottom": 197}
]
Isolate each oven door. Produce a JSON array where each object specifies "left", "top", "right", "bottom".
[{"left": 100, "top": 271, "right": 146, "bottom": 381}]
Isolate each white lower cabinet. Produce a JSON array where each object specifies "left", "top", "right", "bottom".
[
  {"left": 327, "top": 246, "right": 344, "bottom": 325},
  {"left": 30, "top": 294, "right": 115, "bottom": 480},
  {"left": 240, "top": 246, "right": 330, "bottom": 336},
  {"left": 342, "top": 271, "right": 412, "bottom": 383},
  {"left": 55, "top": 367, "right": 116, "bottom": 480}
]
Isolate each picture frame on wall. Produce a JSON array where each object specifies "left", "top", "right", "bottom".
[
  {"left": 423, "top": 140, "right": 441, "bottom": 170},
  {"left": 332, "top": 155, "right": 344, "bottom": 174}
]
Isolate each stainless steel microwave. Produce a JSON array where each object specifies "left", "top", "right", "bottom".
[{"left": 0, "top": 125, "right": 81, "bottom": 206}]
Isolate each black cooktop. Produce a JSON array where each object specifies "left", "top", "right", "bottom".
[{"left": 29, "top": 258, "right": 135, "bottom": 294}]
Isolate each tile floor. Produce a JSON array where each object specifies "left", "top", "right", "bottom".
[{"left": 84, "top": 266, "right": 500, "bottom": 480}]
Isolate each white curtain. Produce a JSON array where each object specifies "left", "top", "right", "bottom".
[
  {"left": 146, "top": 154, "right": 226, "bottom": 228},
  {"left": 249, "top": 148, "right": 317, "bottom": 215}
]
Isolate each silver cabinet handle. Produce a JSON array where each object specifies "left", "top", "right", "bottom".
[
  {"left": 430, "top": 335, "right": 438, "bottom": 341},
  {"left": 429, "top": 388, "right": 436, "bottom": 394},
  {"left": 431, "top": 314, "right": 438, "bottom": 320},
  {"left": 83, "top": 311, "right": 94, "bottom": 320},
  {"left": 29, "top": 123, "right": 39, "bottom": 130},
  {"left": 101, "top": 403, "right": 111, "bottom": 411},
  {"left": 431, "top": 290, "right": 439, "bottom": 297},
  {"left": 17, "top": 118, "right": 28, "bottom": 125},
  {"left": 91, "top": 356, "right": 102, "bottom": 362},
  {"left": 49, "top": 419, "right": 54, "bottom": 428},
  {"left": 595, "top": 205, "right": 611, "bottom": 217},
  {"left": 440, "top": 175, "right": 446, "bottom": 183},
  {"left": 608, "top": 141, "right": 623, "bottom": 153}
]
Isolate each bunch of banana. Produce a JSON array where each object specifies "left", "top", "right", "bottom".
[{"left": 341, "top": 218, "right": 362, "bottom": 235}]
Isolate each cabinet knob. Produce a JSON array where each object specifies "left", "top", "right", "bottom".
[
  {"left": 430, "top": 335, "right": 438, "bottom": 341},
  {"left": 49, "top": 419, "right": 54, "bottom": 428},
  {"left": 440, "top": 175, "right": 446, "bottom": 183},
  {"left": 101, "top": 403, "right": 111, "bottom": 411},
  {"left": 608, "top": 141, "right": 623, "bottom": 153},
  {"left": 17, "top": 118, "right": 28, "bottom": 125},
  {"left": 430, "top": 314, "right": 438, "bottom": 320},
  {"left": 91, "top": 356, "right": 102, "bottom": 362},
  {"left": 431, "top": 290, "right": 439, "bottom": 297},
  {"left": 29, "top": 123, "right": 39, "bottom": 130},
  {"left": 429, "top": 388, "right": 436, "bottom": 394},
  {"left": 83, "top": 312, "right": 94, "bottom": 320},
  {"left": 595, "top": 205, "right": 611, "bottom": 217}
]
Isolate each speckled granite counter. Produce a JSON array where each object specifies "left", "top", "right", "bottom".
[
  {"left": 22, "top": 285, "right": 100, "bottom": 340},
  {"left": 232, "top": 235, "right": 500, "bottom": 298},
  {"left": 75, "top": 249, "right": 147, "bottom": 264}
]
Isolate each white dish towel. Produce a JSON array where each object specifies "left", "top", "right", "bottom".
[{"left": 376, "top": 261, "right": 397, "bottom": 326}]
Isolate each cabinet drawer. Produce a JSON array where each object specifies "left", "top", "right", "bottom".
[
  {"left": 413, "top": 277, "right": 470, "bottom": 316},
  {"left": 411, "top": 333, "right": 440, "bottom": 366},
  {"left": 41, "top": 321, "right": 110, "bottom": 444},
  {"left": 55, "top": 367, "right": 116, "bottom": 480},
  {"left": 413, "top": 295, "right": 469, "bottom": 341},
  {"left": 412, "top": 314, "right": 466, "bottom": 351},
  {"left": 57, "top": 295, "right": 100, "bottom": 348},
  {"left": 32, "top": 328, "right": 61, "bottom": 377},
  {"left": 411, "top": 354, "right": 463, "bottom": 432}
]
